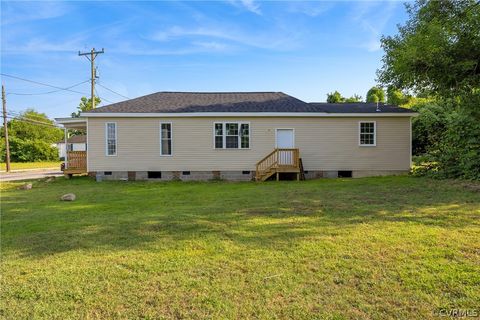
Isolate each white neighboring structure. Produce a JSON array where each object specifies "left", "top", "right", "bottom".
[{"left": 56, "top": 135, "right": 87, "bottom": 159}]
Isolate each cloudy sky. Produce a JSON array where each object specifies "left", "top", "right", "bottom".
[{"left": 1, "top": 1, "right": 407, "bottom": 118}]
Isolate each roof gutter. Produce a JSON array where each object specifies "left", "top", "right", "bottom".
[
  {"left": 55, "top": 117, "right": 87, "bottom": 124},
  {"left": 80, "top": 112, "right": 418, "bottom": 118}
]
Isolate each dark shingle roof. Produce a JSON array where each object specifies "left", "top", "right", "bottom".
[
  {"left": 85, "top": 92, "right": 413, "bottom": 114},
  {"left": 307, "top": 103, "right": 413, "bottom": 113},
  {"left": 88, "top": 92, "right": 307, "bottom": 113}
]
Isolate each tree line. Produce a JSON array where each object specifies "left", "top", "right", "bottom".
[
  {"left": 378, "top": 0, "right": 479, "bottom": 180},
  {"left": 327, "top": 0, "right": 479, "bottom": 180},
  {"left": 326, "top": 86, "right": 411, "bottom": 105},
  {"left": 0, "top": 97, "right": 98, "bottom": 162}
]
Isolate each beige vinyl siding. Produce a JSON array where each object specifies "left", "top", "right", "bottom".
[{"left": 87, "top": 117, "right": 411, "bottom": 172}]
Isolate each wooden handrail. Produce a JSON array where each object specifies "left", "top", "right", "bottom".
[
  {"left": 256, "top": 148, "right": 299, "bottom": 180},
  {"left": 256, "top": 149, "right": 278, "bottom": 168},
  {"left": 66, "top": 151, "right": 87, "bottom": 170}
]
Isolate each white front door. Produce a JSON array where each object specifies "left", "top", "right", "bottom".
[
  {"left": 276, "top": 129, "right": 294, "bottom": 148},
  {"left": 276, "top": 129, "right": 295, "bottom": 165}
]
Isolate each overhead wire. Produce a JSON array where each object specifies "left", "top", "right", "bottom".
[
  {"left": 6, "top": 110, "right": 55, "bottom": 122},
  {"left": 6, "top": 80, "right": 90, "bottom": 96},
  {"left": 1, "top": 73, "right": 90, "bottom": 96},
  {"left": 96, "top": 83, "right": 129, "bottom": 99},
  {"left": 94, "top": 87, "right": 115, "bottom": 104},
  {"left": 6, "top": 111, "right": 60, "bottom": 127},
  {"left": 5, "top": 116, "right": 62, "bottom": 128},
  {"left": 2, "top": 73, "right": 124, "bottom": 117}
]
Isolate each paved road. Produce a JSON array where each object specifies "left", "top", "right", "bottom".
[{"left": 0, "top": 169, "right": 63, "bottom": 182}]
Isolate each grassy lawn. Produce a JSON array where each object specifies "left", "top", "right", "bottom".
[
  {"left": 1, "top": 176, "right": 479, "bottom": 319},
  {"left": 1, "top": 161, "right": 61, "bottom": 171}
]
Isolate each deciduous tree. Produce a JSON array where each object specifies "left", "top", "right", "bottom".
[
  {"left": 326, "top": 91, "right": 344, "bottom": 103},
  {"left": 377, "top": 0, "right": 480, "bottom": 179},
  {"left": 366, "top": 86, "right": 385, "bottom": 103},
  {"left": 71, "top": 96, "right": 101, "bottom": 118},
  {"left": 0, "top": 109, "right": 63, "bottom": 162}
]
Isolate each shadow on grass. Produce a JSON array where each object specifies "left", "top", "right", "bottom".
[{"left": 2, "top": 177, "right": 479, "bottom": 258}]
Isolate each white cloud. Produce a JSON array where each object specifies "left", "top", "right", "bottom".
[
  {"left": 148, "top": 25, "right": 300, "bottom": 51},
  {"left": 1, "top": 1, "right": 70, "bottom": 26},
  {"left": 1, "top": 19, "right": 133, "bottom": 55},
  {"left": 227, "top": 0, "right": 261, "bottom": 15},
  {"left": 350, "top": 1, "right": 399, "bottom": 52},
  {"left": 239, "top": 0, "right": 261, "bottom": 15},
  {"left": 107, "top": 40, "right": 228, "bottom": 56},
  {"left": 150, "top": 26, "right": 228, "bottom": 42},
  {"left": 2, "top": 36, "right": 86, "bottom": 54},
  {"left": 364, "top": 38, "right": 381, "bottom": 52},
  {"left": 286, "top": 2, "right": 334, "bottom": 17},
  {"left": 192, "top": 41, "right": 230, "bottom": 51}
]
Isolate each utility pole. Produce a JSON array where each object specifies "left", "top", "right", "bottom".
[
  {"left": 78, "top": 48, "right": 104, "bottom": 109},
  {"left": 2, "top": 84, "right": 11, "bottom": 172}
]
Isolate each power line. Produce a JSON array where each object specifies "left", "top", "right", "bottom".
[
  {"left": 6, "top": 110, "right": 60, "bottom": 127},
  {"left": 94, "top": 87, "right": 115, "bottom": 104},
  {"left": 6, "top": 115, "right": 61, "bottom": 128},
  {"left": 6, "top": 112, "right": 60, "bottom": 128},
  {"left": 99, "top": 96, "right": 115, "bottom": 104},
  {"left": 0, "top": 73, "right": 89, "bottom": 96},
  {"left": 6, "top": 110, "right": 55, "bottom": 122},
  {"left": 96, "top": 83, "right": 129, "bottom": 99},
  {"left": 6, "top": 116, "right": 61, "bottom": 128},
  {"left": 6, "top": 80, "right": 90, "bottom": 96}
]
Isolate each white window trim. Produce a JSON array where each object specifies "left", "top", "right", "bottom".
[
  {"left": 358, "top": 121, "right": 376, "bottom": 147},
  {"left": 213, "top": 122, "right": 250, "bottom": 150},
  {"left": 275, "top": 128, "right": 296, "bottom": 148},
  {"left": 105, "top": 122, "right": 117, "bottom": 156},
  {"left": 160, "top": 121, "right": 173, "bottom": 156},
  {"left": 213, "top": 123, "right": 222, "bottom": 149}
]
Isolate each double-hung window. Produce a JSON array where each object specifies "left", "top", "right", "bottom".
[
  {"left": 160, "top": 122, "right": 172, "bottom": 155},
  {"left": 359, "top": 121, "right": 376, "bottom": 146},
  {"left": 215, "top": 123, "right": 223, "bottom": 148},
  {"left": 214, "top": 122, "right": 249, "bottom": 149},
  {"left": 226, "top": 123, "right": 239, "bottom": 148},
  {"left": 106, "top": 122, "right": 117, "bottom": 156}
]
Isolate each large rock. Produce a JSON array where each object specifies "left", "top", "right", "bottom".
[
  {"left": 18, "top": 183, "right": 32, "bottom": 190},
  {"left": 61, "top": 193, "right": 76, "bottom": 201}
]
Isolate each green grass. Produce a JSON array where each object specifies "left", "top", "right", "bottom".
[
  {"left": 1, "top": 161, "right": 61, "bottom": 171},
  {"left": 1, "top": 176, "right": 479, "bottom": 319}
]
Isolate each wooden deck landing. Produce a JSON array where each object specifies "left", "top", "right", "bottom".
[
  {"left": 64, "top": 151, "right": 87, "bottom": 175},
  {"left": 255, "top": 148, "right": 304, "bottom": 181}
]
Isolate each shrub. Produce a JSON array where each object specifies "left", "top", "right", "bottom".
[
  {"left": 411, "top": 102, "right": 448, "bottom": 155},
  {"left": 435, "top": 110, "right": 480, "bottom": 180},
  {"left": 7, "top": 138, "right": 59, "bottom": 162}
]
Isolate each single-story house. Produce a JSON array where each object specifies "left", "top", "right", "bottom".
[
  {"left": 55, "top": 92, "right": 417, "bottom": 181},
  {"left": 56, "top": 135, "right": 87, "bottom": 159}
]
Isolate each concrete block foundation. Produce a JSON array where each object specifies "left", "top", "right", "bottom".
[{"left": 94, "top": 169, "right": 409, "bottom": 181}]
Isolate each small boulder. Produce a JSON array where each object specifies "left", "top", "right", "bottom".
[
  {"left": 18, "top": 183, "right": 32, "bottom": 190},
  {"left": 61, "top": 193, "right": 76, "bottom": 201},
  {"left": 45, "top": 177, "right": 55, "bottom": 183}
]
